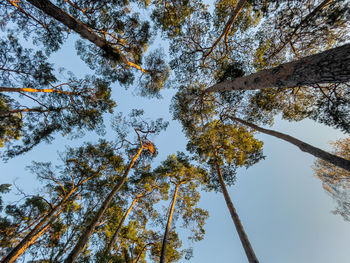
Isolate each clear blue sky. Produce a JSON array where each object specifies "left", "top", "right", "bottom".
[{"left": 2, "top": 32, "right": 350, "bottom": 263}]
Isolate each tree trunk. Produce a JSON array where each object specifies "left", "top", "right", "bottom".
[
  {"left": 203, "top": 0, "right": 246, "bottom": 62},
  {"left": 0, "top": 86, "right": 76, "bottom": 95},
  {"left": 159, "top": 184, "right": 180, "bottom": 263},
  {"left": 214, "top": 154, "right": 259, "bottom": 263},
  {"left": 232, "top": 117, "right": 350, "bottom": 172},
  {"left": 206, "top": 43, "right": 350, "bottom": 92},
  {"left": 64, "top": 146, "right": 143, "bottom": 263},
  {"left": 105, "top": 198, "right": 137, "bottom": 258},
  {"left": 26, "top": 0, "right": 148, "bottom": 73},
  {"left": 1, "top": 190, "right": 74, "bottom": 263},
  {"left": 268, "top": 0, "right": 332, "bottom": 60}
]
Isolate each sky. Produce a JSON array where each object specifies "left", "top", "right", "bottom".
[{"left": 2, "top": 22, "right": 350, "bottom": 263}]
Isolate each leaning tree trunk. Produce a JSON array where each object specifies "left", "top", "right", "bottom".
[
  {"left": 203, "top": 0, "right": 246, "bottom": 62},
  {"left": 214, "top": 154, "right": 259, "bottom": 263},
  {"left": 159, "top": 184, "right": 180, "bottom": 263},
  {"left": 1, "top": 189, "right": 75, "bottom": 263},
  {"left": 0, "top": 86, "right": 76, "bottom": 95},
  {"left": 104, "top": 198, "right": 138, "bottom": 259},
  {"left": 26, "top": 0, "right": 147, "bottom": 73},
  {"left": 232, "top": 117, "right": 350, "bottom": 172},
  {"left": 64, "top": 146, "right": 143, "bottom": 263},
  {"left": 206, "top": 43, "right": 350, "bottom": 92}
]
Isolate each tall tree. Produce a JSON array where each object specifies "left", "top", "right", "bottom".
[
  {"left": 1, "top": 141, "right": 123, "bottom": 263},
  {"left": 154, "top": 153, "right": 209, "bottom": 263},
  {"left": 64, "top": 111, "right": 168, "bottom": 263},
  {"left": 206, "top": 43, "right": 350, "bottom": 92},
  {"left": 187, "top": 121, "right": 264, "bottom": 263},
  {"left": 229, "top": 116, "right": 350, "bottom": 172},
  {"left": 2, "top": 0, "right": 170, "bottom": 96}
]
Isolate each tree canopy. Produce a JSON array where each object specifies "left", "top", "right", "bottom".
[{"left": 1, "top": 0, "right": 350, "bottom": 262}]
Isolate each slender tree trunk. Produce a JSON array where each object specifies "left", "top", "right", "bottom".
[
  {"left": 206, "top": 43, "right": 350, "bottom": 92},
  {"left": 268, "top": 0, "right": 332, "bottom": 60},
  {"left": 0, "top": 86, "right": 76, "bottom": 95},
  {"left": 64, "top": 146, "right": 143, "bottom": 263},
  {"left": 214, "top": 153, "right": 259, "bottom": 263},
  {"left": 1, "top": 190, "right": 75, "bottom": 263},
  {"left": 134, "top": 243, "right": 153, "bottom": 263},
  {"left": 203, "top": 0, "right": 246, "bottom": 62},
  {"left": 105, "top": 198, "right": 137, "bottom": 258},
  {"left": 26, "top": 0, "right": 148, "bottom": 73},
  {"left": 159, "top": 184, "right": 180, "bottom": 263},
  {"left": 232, "top": 117, "right": 350, "bottom": 172}
]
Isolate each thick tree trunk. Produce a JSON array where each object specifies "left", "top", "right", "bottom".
[
  {"left": 1, "top": 191, "right": 73, "bottom": 263},
  {"left": 0, "top": 86, "right": 76, "bottom": 95},
  {"left": 64, "top": 146, "right": 143, "bottom": 263},
  {"left": 105, "top": 198, "right": 137, "bottom": 257},
  {"left": 214, "top": 154, "right": 259, "bottom": 263},
  {"left": 159, "top": 184, "right": 180, "bottom": 263},
  {"left": 26, "top": 0, "right": 148, "bottom": 73},
  {"left": 232, "top": 117, "right": 350, "bottom": 172},
  {"left": 206, "top": 43, "right": 350, "bottom": 92}
]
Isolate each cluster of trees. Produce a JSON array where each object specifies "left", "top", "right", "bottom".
[{"left": 0, "top": 0, "right": 349, "bottom": 262}]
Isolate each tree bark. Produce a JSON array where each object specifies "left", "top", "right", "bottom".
[
  {"left": 214, "top": 153, "right": 259, "bottom": 263},
  {"left": 1, "top": 191, "right": 73, "bottom": 263},
  {"left": 231, "top": 117, "right": 350, "bottom": 172},
  {"left": 64, "top": 146, "right": 143, "bottom": 263},
  {"left": 105, "top": 198, "right": 137, "bottom": 257},
  {"left": 159, "top": 184, "right": 180, "bottom": 263},
  {"left": 26, "top": 0, "right": 148, "bottom": 73},
  {"left": 206, "top": 43, "right": 350, "bottom": 92}
]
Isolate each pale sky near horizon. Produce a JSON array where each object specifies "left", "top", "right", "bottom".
[{"left": 2, "top": 28, "right": 350, "bottom": 263}]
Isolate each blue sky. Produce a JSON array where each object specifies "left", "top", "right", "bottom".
[{"left": 2, "top": 30, "right": 350, "bottom": 263}]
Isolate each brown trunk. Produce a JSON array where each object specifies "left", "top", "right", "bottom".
[
  {"left": 203, "top": 0, "right": 246, "bottom": 62},
  {"left": 26, "top": 0, "right": 148, "bottom": 73},
  {"left": 64, "top": 146, "right": 143, "bottom": 263},
  {"left": 0, "top": 86, "right": 76, "bottom": 95},
  {"left": 159, "top": 184, "right": 180, "bottom": 263},
  {"left": 105, "top": 198, "right": 137, "bottom": 256},
  {"left": 1, "top": 192, "right": 72, "bottom": 263},
  {"left": 206, "top": 43, "right": 350, "bottom": 92},
  {"left": 232, "top": 117, "right": 350, "bottom": 172},
  {"left": 214, "top": 153, "right": 259, "bottom": 263}
]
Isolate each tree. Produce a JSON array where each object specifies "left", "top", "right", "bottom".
[
  {"left": 314, "top": 138, "right": 350, "bottom": 221},
  {"left": 64, "top": 111, "right": 168, "bottom": 263},
  {"left": 229, "top": 116, "right": 350, "bottom": 172},
  {"left": 0, "top": 35, "right": 115, "bottom": 158},
  {"left": 1, "top": 141, "right": 123, "bottom": 263},
  {"left": 187, "top": 121, "right": 263, "bottom": 263},
  {"left": 2, "top": 0, "right": 170, "bottom": 96},
  {"left": 100, "top": 168, "right": 168, "bottom": 262},
  {"left": 154, "top": 153, "right": 209, "bottom": 263},
  {"left": 206, "top": 43, "right": 350, "bottom": 92}
]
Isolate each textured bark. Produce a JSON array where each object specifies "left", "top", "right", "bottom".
[
  {"left": 232, "top": 117, "right": 350, "bottom": 172},
  {"left": 0, "top": 86, "right": 76, "bottom": 95},
  {"left": 159, "top": 184, "right": 180, "bottom": 263},
  {"left": 206, "top": 43, "right": 350, "bottom": 92},
  {"left": 1, "top": 192, "right": 72, "bottom": 263},
  {"left": 64, "top": 146, "right": 144, "bottom": 263},
  {"left": 105, "top": 198, "right": 137, "bottom": 256},
  {"left": 203, "top": 0, "right": 247, "bottom": 63},
  {"left": 26, "top": 0, "right": 148, "bottom": 73},
  {"left": 214, "top": 153, "right": 259, "bottom": 263}
]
